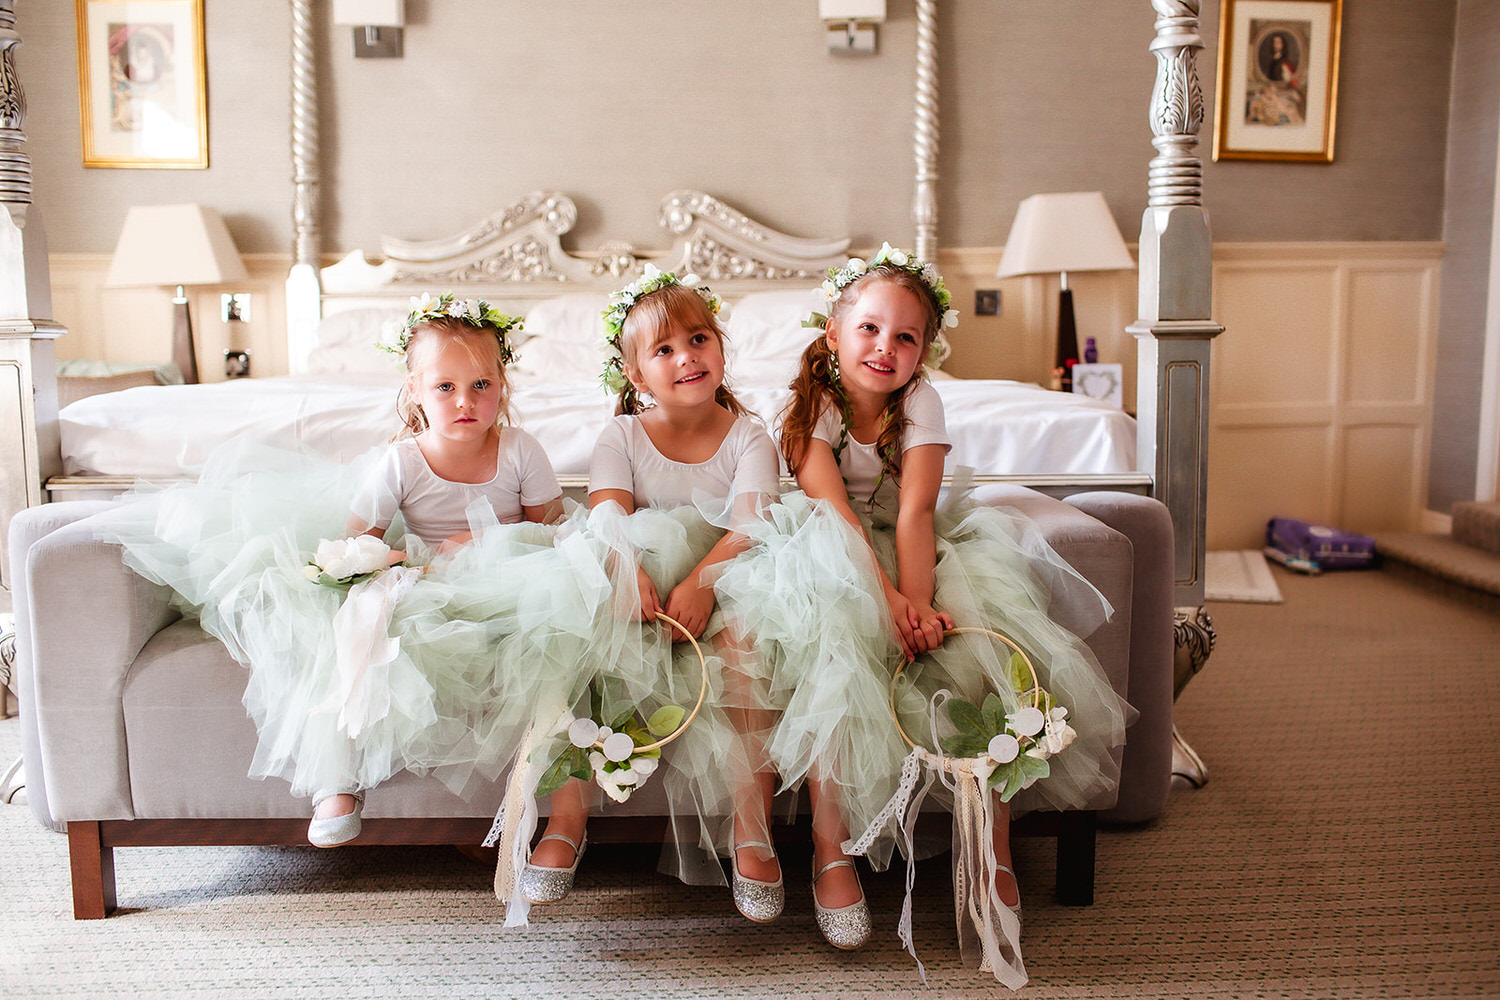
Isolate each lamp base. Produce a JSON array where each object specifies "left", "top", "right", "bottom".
[
  {"left": 1055, "top": 287, "right": 1079, "bottom": 392},
  {"left": 172, "top": 296, "right": 199, "bottom": 384}
]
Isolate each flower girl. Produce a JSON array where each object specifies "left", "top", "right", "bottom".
[
  {"left": 517, "top": 267, "right": 786, "bottom": 926},
  {"left": 95, "top": 294, "right": 590, "bottom": 848},
  {"left": 718, "top": 245, "right": 1132, "bottom": 973}
]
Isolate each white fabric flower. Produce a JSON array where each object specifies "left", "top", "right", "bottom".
[
  {"left": 847, "top": 257, "right": 866, "bottom": 273},
  {"left": 632, "top": 756, "right": 658, "bottom": 778},
  {"left": 590, "top": 750, "right": 640, "bottom": 803},
  {"left": 942, "top": 308, "right": 960, "bottom": 328},
  {"left": 889, "top": 247, "right": 909, "bottom": 266},
  {"left": 602, "top": 731, "right": 636, "bottom": 763},
  {"left": 680, "top": 273, "right": 701, "bottom": 288},
  {"left": 1008, "top": 707, "right": 1045, "bottom": 737},
  {"left": 822, "top": 280, "right": 839, "bottom": 301},
  {"left": 568, "top": 717, "right": 600, "bottom": 749},
  {"left": 641, "top": 263, "right": 662, "bottom": 281},
  {"left": 1042, "top": 718, "right": 1077, "bottom": 756},
  {"left": 312, "top": 535, "right": 392, "bottom": 579},
  {"left": 987, "top": 733, "right": 1020, "bottom": 764},
  {"left": 303, "top": 565, "right": 322, "bottom": 582}
]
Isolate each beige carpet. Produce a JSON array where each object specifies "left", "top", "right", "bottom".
[{"left": 2, "top": 568, "right": 1498, "bottom": 998}]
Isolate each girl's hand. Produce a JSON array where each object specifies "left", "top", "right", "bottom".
[
  {"left": 635, "top": 563, "right": 663, "bottom": 623},
  {"left": 908, "top": 600, "right": 954, "bottom": 656},
  {"left": 883, "top": 585, "right": 921, "bottom": 662},
  {"left": 438, "top": 531, "right": 474, "bottom": 556},
  {"left": 663, "top": 576, "right": 715, "bottom": 640}
]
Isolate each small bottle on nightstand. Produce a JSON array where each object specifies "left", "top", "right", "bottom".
[{"left": 1084, "top": 337, "right": 1098, "bottom": 364}]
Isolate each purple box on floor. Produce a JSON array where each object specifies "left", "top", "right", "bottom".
[{"left": 1266, "top": 517, "right": 1378, "bottom": 570}]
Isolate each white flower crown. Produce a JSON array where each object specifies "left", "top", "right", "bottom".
[
  {"left": 599, "top": 264, "right": 723, "bottom": 393},
  {"left": 804, "top": 242, "right": 957, "bottom": 368},
  {"left": 376, "top": 292, "right": 522, "bottom": 365}
]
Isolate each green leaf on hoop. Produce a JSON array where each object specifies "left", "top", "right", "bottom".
[
  {"left": 947, "top": 697, "right": 985, "bottom": 737},
  {"left": 1007, "top": 651, "right": 1033, "bottom": 693},
  {"left": 981, "top": 692, "right": 1005, "bottom": 736},
  {"left": 647, "top": 704, "right": 685, "bottom": 737}
]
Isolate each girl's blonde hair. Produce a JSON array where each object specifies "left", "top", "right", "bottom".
[
  {"left": 394, "top": 317, "right": 513, "bottom": 438},
  {"left": 780, "top": 265, "right": 942, "bottom": 480},
  {"left": 616, "top": 283, "right": 748, "bottom": 417}
]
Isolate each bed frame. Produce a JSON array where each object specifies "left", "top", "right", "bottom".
[{"left": 1, "top": 0, "right": 1219, "bottom": 731}]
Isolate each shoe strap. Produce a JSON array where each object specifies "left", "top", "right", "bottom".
[
  {"left": 537, "top": 831, "right": 582, "bottom": 853},
  {"left": 813, "top": 857, "right": 855, "bottom": 883},
  {"left": 311, "top": 789, "right": 364, "bottom": 810},
  {"left": 734, "top": 840, "right": 775, "bottom": 854}
]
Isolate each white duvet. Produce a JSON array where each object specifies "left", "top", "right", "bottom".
[{"left": 58, "top": 371, "right": 1135, "bottom": 480}]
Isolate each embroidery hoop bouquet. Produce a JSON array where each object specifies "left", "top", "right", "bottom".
[{"left": 844, "top": 627, "right": 1076, "bottom": 989}]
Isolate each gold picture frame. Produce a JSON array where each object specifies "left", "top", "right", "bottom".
[
  {"left": 76, "top": 0, "right": 208, "bottom": 169},
  {"left": 1213, "top": 0, "right": 1342, "bottom": 163}
]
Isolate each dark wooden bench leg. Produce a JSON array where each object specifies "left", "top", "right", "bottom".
[
  {"left": 68, "top": 821, "right": 116, "bottom": 919},
  {"left": 1056, "top": 809, "right": 1096, "bottom": 906}
]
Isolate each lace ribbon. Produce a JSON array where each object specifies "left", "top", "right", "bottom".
[
  {"left": 842, "top": 690, "right": 1027, "bottom": 990},
  {"left": 486, "top": 728, "right": 542, "bottom": 928},
  {"left": 324, "top": 566, "right": 422, "bottom": 738}
]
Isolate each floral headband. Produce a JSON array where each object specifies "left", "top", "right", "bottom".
[
  {"left": 599, "top": 264, "right": 724, "bottom": 393},
  {"left": 377, "top": 292, "right": 521, "bottom": 366},
  {"left": 804, "top": 242, "right": 957, "bottom": 367}
]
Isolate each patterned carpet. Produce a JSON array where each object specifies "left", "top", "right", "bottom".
[{"left": 2, "top": 568, "right": 1497, "bottom": 998}]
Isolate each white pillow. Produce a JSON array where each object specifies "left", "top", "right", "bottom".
[
  {"left": 512, "top": 294, "right": 611, "bottom": 381},
  {"left": 307, "top": 307, "right": 407, "bottom": 377},
  {"left": 724, "top": 287, "right": 826, "bottom": 387}
]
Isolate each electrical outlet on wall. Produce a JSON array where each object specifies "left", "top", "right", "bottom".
[{"left": 975, "top": 289, "right": 1001, "bottom": 316}]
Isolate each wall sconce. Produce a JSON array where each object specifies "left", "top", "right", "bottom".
[
  {"left": 333, "top": 0, "right": 405, "bottom": 58},
  {"left": 820, "top": 0, "right": 884, "bottom": 55}
]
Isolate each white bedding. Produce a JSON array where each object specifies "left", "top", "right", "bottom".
[{"left": 58, "top": 372, "right": 1135, "bottom": 480}]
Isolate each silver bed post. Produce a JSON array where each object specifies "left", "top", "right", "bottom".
[
  {"left": 1128, "top": 0, "right": 1223, "bottom": 785},
  {"left": 0, "top": 1, "right": 64, "bottom": 613},
  {"left": 285, "top": 0, "right": 321, "bottom": 374},
  {"left": 912, "top": 0, "right": 938, "bottom": 262}
]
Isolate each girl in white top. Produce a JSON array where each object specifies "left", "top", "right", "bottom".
[
  {"left": 96, "top": 295, "right": 585, "bottom": 852},
  {"left": 740, "top": 245, "right": 1131, "bottom": 976},
  {"left": 518, "top": 268, "right": 788, "bottom": 927}
]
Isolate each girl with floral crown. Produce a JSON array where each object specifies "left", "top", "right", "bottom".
[
  {"left": 714, "top": 245, "right": 1133, "bottom": 972},
  {"left": 91, "top": 294, "right": 596, "bottom": 848},
  {"left": 516, "top": 266, "right": 789, "bottom": 928}
]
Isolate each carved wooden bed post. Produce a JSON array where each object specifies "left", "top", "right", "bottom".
[
  {"left": 0, "top": 1, "right": 64, "bottom": 613},
  {"left": 911, "top": 0, "right": 938, "bottom": 262},
  {"left": 285, "top": 0, "right": 321, "bottom": 374},
  {"left": 1128, "top": 0, "right": 1223, "bottom": 784}
]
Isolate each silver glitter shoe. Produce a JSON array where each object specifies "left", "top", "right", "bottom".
[
  {"left": 811, "top": 857, "right": 871, "bottom": 950},
  {"left": 518, "top": 832, "right": 587, "bottom": 904},
  {"left": 730, "top": 841, "right": 784, "bottom": 923},
  {"left": 307, "top": 790, "right": 363, "bottom": 848}
]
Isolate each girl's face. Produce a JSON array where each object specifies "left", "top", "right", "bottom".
[
  {"left": 826, "top": 279, "right": 928, "bottom": 403},
  {"left": 408, "top": 332, "right": 505, "bottom": 444},
  {"left": 626, "top": 319, "right": 726, "bottom": 409}
]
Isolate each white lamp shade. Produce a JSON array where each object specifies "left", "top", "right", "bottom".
[
  {"left": 105, "top": 204, "right": 248, "bottom": 288},
  {"left": 994, "top": 192, "right": 1134, "bottom": 278},
  {"left": 819, "top": 0, "right": 885, "bottom": 21},
  {"left": 332, "top": 0, "right": 405, "bottom": 26}
]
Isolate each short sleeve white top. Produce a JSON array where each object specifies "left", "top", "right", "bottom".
[
  {"left": 811, "top": 379, "right": 951, "bottom": 522},
  {"left": 589, "top": 413, "right": 780, "bottom": 512},
  {"left": 356, "top": 430, "right": 561, "bottom": 545}
]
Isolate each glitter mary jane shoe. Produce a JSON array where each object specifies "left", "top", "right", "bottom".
[
  {"left": 730, "top": 841, "right": 785, "bottom": 923},
  {"left": 811, "top": 857, "right": 872, "bottom": 950},
  {"left": 307, "top": 790, "right": 364, "bottom": 848},
  {"left": 519, "top": 832, "right": 587, "bottom": 904}
]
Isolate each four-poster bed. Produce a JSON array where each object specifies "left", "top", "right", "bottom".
[{"left": 2, "top": 0, "right": 1216, "bottom": 919}]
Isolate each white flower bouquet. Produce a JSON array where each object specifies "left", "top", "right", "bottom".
[{"left": 303, "top": 534, "right": 402, "bottom": 586}]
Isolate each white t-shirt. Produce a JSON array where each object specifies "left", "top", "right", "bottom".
[
  {"left": 356, "top": 431, "right": 561, "bottom": 545},
  {"left": 589, "top": 413, "right": 780, "bottom": 514},
  {"left": 811, "top": 379, "right": 951, "bottom": 522}
]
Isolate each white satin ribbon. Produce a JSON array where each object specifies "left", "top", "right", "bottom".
[
  {"left": 842, "top": 691, "right": 1028, "bottom": 990},
  {"left": 325, "top": 565, "right": 422, "bottom": 738},
  {"left": 486, "top": 728, "right": 543, "bottom": 928}
]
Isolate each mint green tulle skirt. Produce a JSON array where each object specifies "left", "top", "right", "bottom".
[
  {"left": 87, "top": 443, "right": 599, "bottom": 802},
  {"left": 714, "top": 490, "right": 1133, "bottom": 868}
]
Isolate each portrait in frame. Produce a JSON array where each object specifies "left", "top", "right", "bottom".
[
  {"left": 1213, "top": 0, "right": 1342, "bottom": 163},
  {"left": 75, "top": 0, "right": 208, "bottom": 169}
]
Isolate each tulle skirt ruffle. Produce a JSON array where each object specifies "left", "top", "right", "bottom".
[
  {"left": 716, "top": 488, "right": 1133, "bottom": 866},
  {"left": 88, "top": 442, "right": 597, "bottom": 801}
]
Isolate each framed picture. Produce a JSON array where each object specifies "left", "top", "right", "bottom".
[
  {"left": 75, "top": 0, "right": 207, "bottom": 168},
  {"left": 1213, "top": 0, "right": 1342, "bottom": 163}
]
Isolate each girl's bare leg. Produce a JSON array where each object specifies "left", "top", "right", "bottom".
[
  {"left": 725, "top": 643, "right": 780, "bottom": 882},
  {"left": 532, "top": 778, "right": 589, "bottom": 867},
  {"left": 808, "top": 773, "right": 862, "bottom": 907},
  {"left": 990, "top": 796, "right": 1020, "bottom": 907}
]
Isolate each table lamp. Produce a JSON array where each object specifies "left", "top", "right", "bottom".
[
  {"left": 105, "top": 204, "right": 247, "bottom": 384},
  {"left": 994, "top": 192, "right": 1134, "bottom": 391}
]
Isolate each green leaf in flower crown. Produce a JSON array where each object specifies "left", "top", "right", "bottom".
[
  {"left": 802, "top": 312, "right": 829, "bottom": 329},
  {"left": 1008, "top": 651, "right": 1033, "bottom": 694},
  {"left": 647, "top": 704, "right": 685, "bottom": 737},
  {"left": 981, "top": 692, "right": 1005, "bottom": 736},
  {"left": 941, "top": 734, "right": 992, "bottom": 758},
  {"left": 947, "top": 697, "right": 986, "bottom": 738}
]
